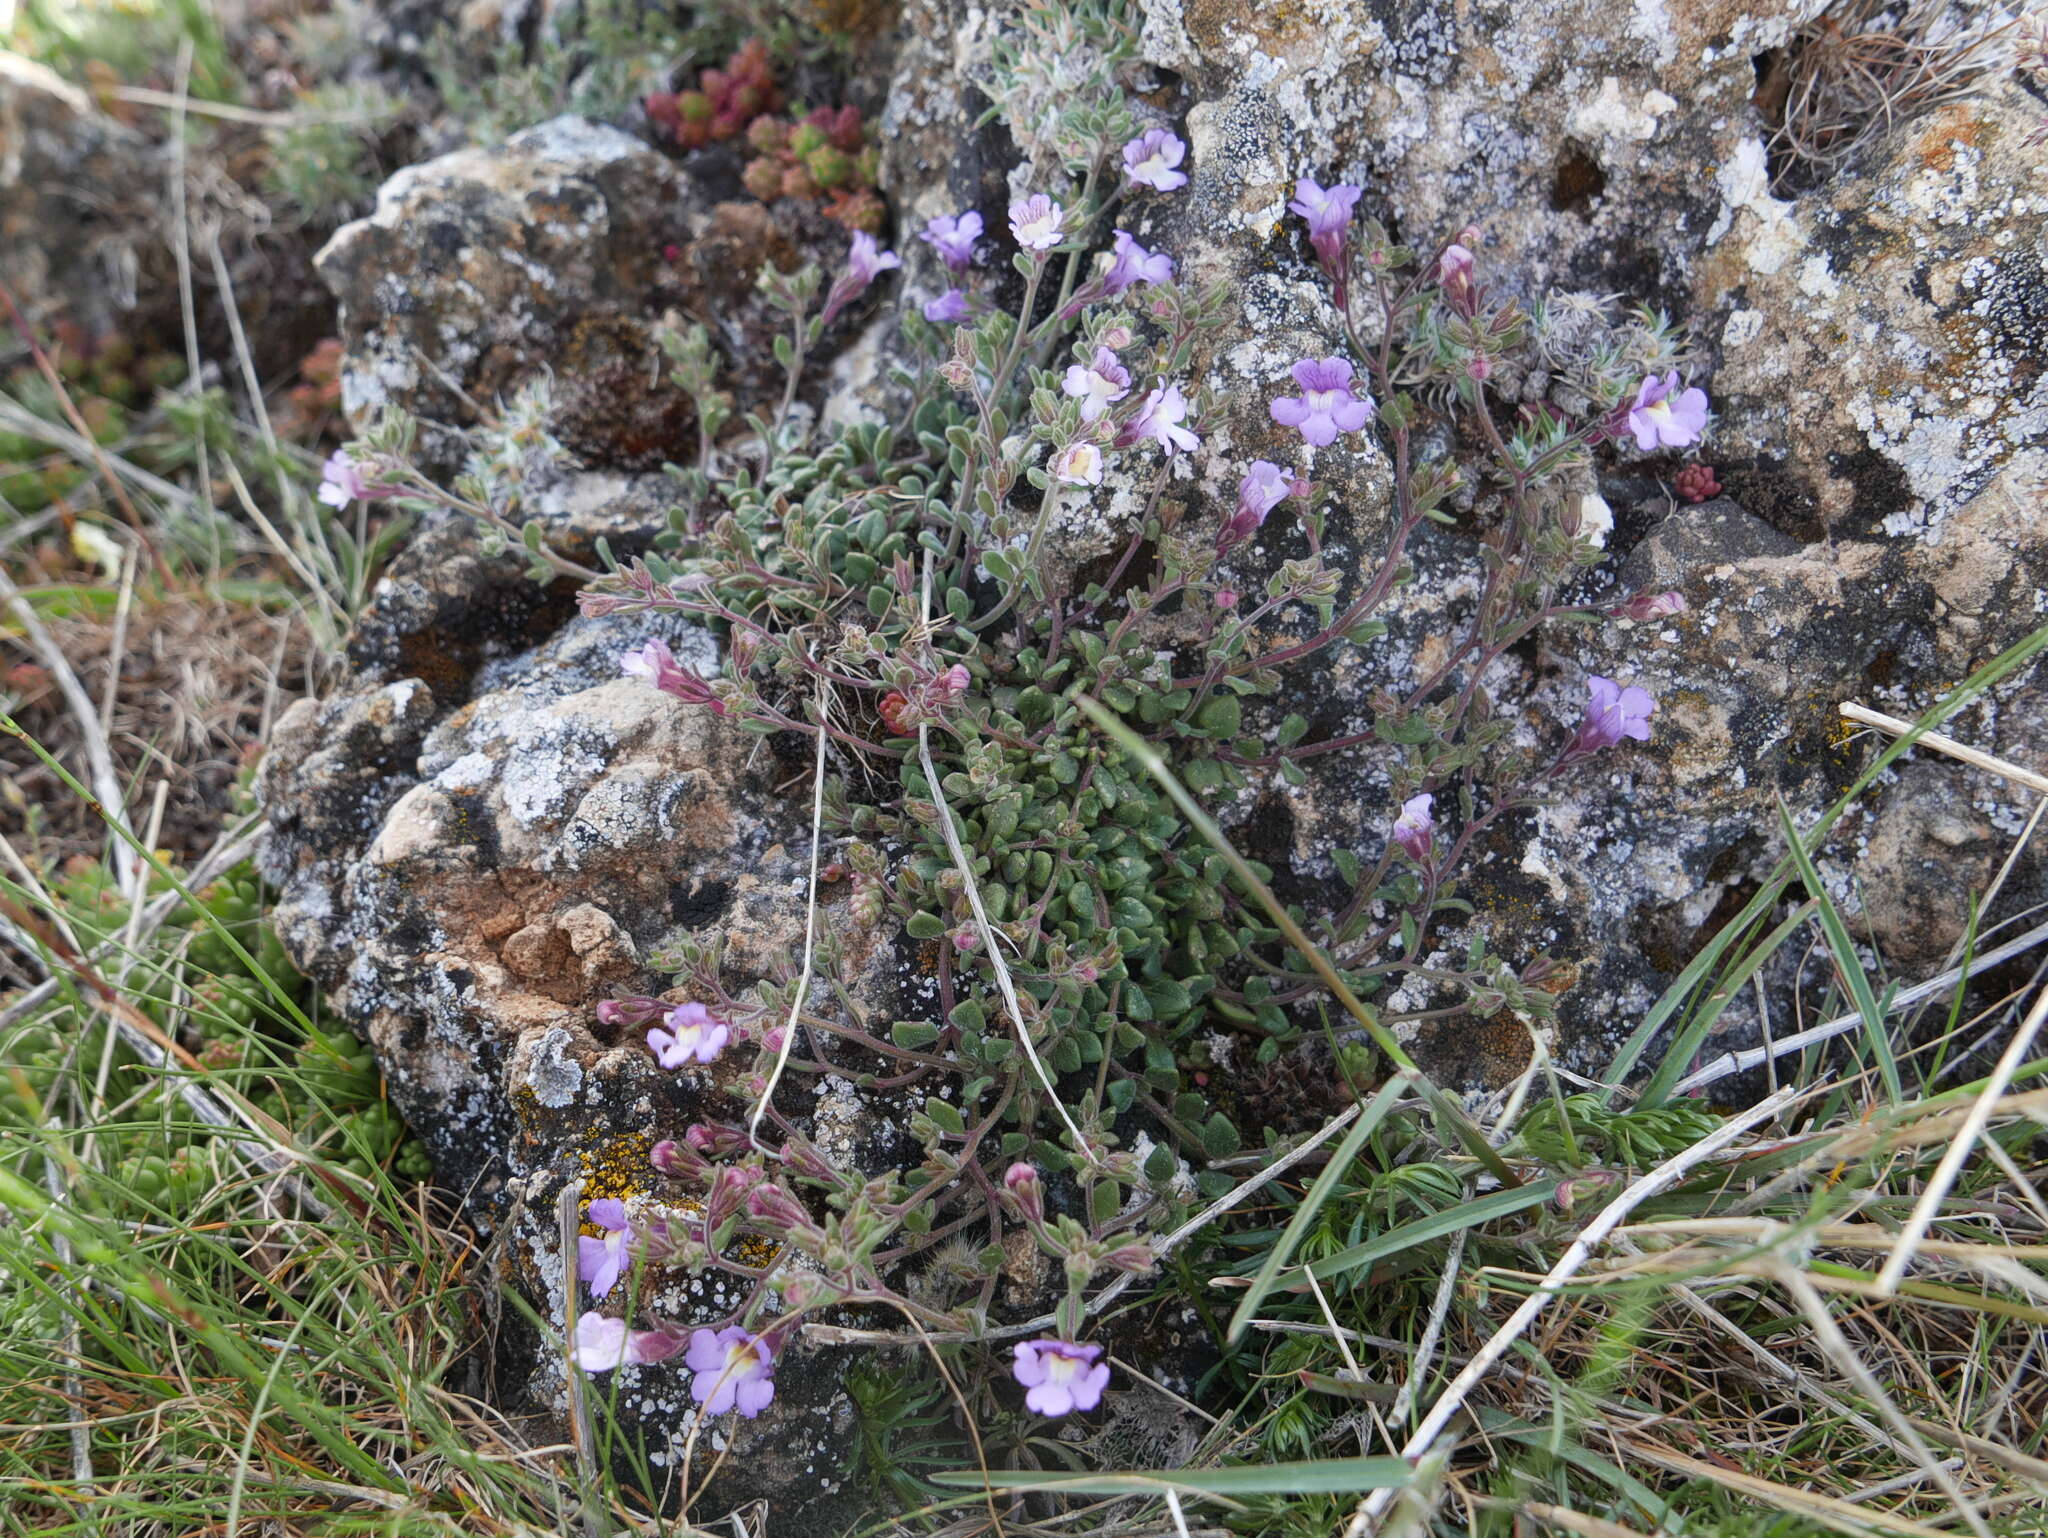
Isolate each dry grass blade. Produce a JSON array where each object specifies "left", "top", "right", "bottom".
[
  {"left": 1619, "top": 1438, "right": 1957, "bottom": 1538},
  {"left": 748, "top": 674, "right": 829, "bottom": 1150},
  {"left": 1839, "top": 701, "right": 2048, "bottom": 793}
]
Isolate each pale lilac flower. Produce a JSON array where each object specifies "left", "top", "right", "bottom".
[
  {"left": 317, "top": 450, "right": 399, "bottom": 509},
  {"left": 1392, "top": 793, "right": 1435, "bottom": 864},
  {"left": 1118, "top": 380, "right": 1198, "bottom": 454},
  {"left": 1288, "top": 177, "right": 1363, "bottom": 273},
  {"left": 1218, "top": 460, "right": 1292, "bottom": 548},
  {"left": 1009, "top": 194, "right": 1066, "bottom": 252},
  {"left": 621, "top": 639, "right": 725, "bottom": 713},
  {"left": 919, "top": 210, "right": 983, "bottom": 274},
  {"left": 1052, "top": 441, "right": 1104, "bottom": 486},
  {"left": 819, "top": 232, "right": 900, "bottom": 326},
  {"left": 1438, "top": 242, "right": 1476, "bottom": 312},
  {"left": 686, "top": 1325, "right": 777, "bottom": 1417},
  {"left": 574, "top": 1313, "right": 634, "bottom": 1372},
  {"left": 922, "top": 288, "right": 970, "bottom": 323},
  {"left": 1269, "top": 357, "right": 1374, "bottom": 447},
  {"left": 1062, "top": 346, "right": 1132, "bottom": 423},
  {"left": 1100, "top": 230, "right": 1174, "bottom": 295},
  {"left": 647, "top": 1002, "right": 731, "bottom": 1069},
  {"left": 1627, "top": 372, "right": 1709, "bottom": 452},
  {"left": 1012, "top": 1339, "right": 1110, "bottom": 1416},
  {"left": 577, "top": 1198, "right": 635, "bottom": 1299},
  {"left": 1611, "top": 590, "right": 1687, "bottom": 623},
  {"left": 1122, "top": 128, "right": 1189, "bottom": 191},
  {"left": 1569, "top": 675, "right": 1656, "bottom": 758}
]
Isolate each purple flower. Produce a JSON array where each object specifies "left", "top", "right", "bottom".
[
  {"left": 1626, "top": 372, "right": 1709, "bottom": 452},
  {"left": 922, "top": 288, "right": 970, "bottom": 323},
  {"left": 647, "top": 1002, "right": 731, "bottom": 1069},
  {"left": 1100, "top": 229, "right": 1174, "bottom": 295},
  {"left": 1122, "top": 128, "right": 1189, "bottom": 191},
  {"left": 1610, "top": 589, "right": 1687, "bottom": 623},
  {"left": 1288, "top": 177, "right": 1363, "bottom": 273},
  {"left": 1269, "top": 357, "right": 1374, "bottom": 447},
  {"left": 1009, "top": 194, "right": 1066, "bottom": 252},
  {"left": 621, "top": 639, "right": 726, "bottom": 713},
  {"left": 1062, "top": 346, "right": 1132, "bottom": 423},
  {"left": 317, "top": 450, "right": 399, "bottom": 509},
  {"left": 1218, "top": 460, "right": 1293, "bottom": 549},
  {"left": 1392, "top": 793, "right": 1434, "bottom": 864},
  {"left": 1118, "top": 380, "right": 1198, "bottom": 454},
  {"left": 1012, "top": 1339, "right": 1110, "bottom": 1416},
  {"left": 1052, "top": 442, "right": 1103, "bottom": 486},
  {"left": 577, "top": 1198, "right": 635, "bottom": 1299},
  {"left": 819, "top": 232, "right": 900, "bottom": 326},
  {"left": 686, "top": 1325, "right": 777, "bottom": 1417},
  {"left": 1564, "top": 675, "right": 1656, "bottom": 761},
  {"left": 919, "top": 210, "right": 983, "bottom": 274}
]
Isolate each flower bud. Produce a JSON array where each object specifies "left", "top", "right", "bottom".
[{"left": 1003, "top": 1162, "right": 1045, "bottom": 1223}]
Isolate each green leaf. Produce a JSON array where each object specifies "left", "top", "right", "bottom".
[
  {"left": 1298, "top": 1178, "right": 1562, "bottom": 1286},
  {"left": 905, "top": 912, "right": 945, "bottom": 940},
  {"left": 923, "top": 1097, "right": 965, "bottom": 1134},
  {"left": 892, "top": 1020, "right": 939, "bottom": 1050}
]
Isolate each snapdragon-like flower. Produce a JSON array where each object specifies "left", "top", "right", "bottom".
[
  {"left": 1061, "top": 346, "right": 1132, "bottom": 423},
  {"left": 1269, "top": 357, "right": 1374, "bottom": 447},
  {"left": 1392, "top": 793, "right": 1435, "bottom": 864},
  {"left": 919, "top": 209, "right": 983, "bottom": 274},
  {"left": 1009, "top": 194, "right": 1066, "bottom": 252},
  {"left": 1118, "top": 380, "right": 1198, "bottom": 454},
  {"left": 573, "top": 1312, "right": 682, "bottom": 1373},
  {"left": 647, "top": 1002, "right": 731, "bottom": 1068},
  {"left": 1100, "top": 229, "right": 1174, "bottom": 295},
  {"left": 317, "top": 450, "right": 400, "bottom": 509},
  {"left": 819, "top": 231, "right": 900, "bottom": 326},
  {"left": 1052, "top": 441, "right": 1104, "bottom": 486},
  {"left": 1218, "top": 460, "right": 1293, "bottom": 549},
  {"left": 621, "top": 639, "right": 726, "bottom": 713},
  {"left": 1122, "top": 128, "right": 1189, "bottom": 191},
  {"left": 1627, "top": 372, "right": 1709, "bottom": 451},
  {"left": 1610, "top": 589, "right": 1687, "bottom": 623},
  {"left": 1565, "top": 675, "right": 1656, "bottom": 760},
  {"left": 578, "top": 1198, "right": 635, "bottom": 1298},
  {"left": 1012, "top": 1339, "right": 1110, "bottom": 1416},
  {"left": 1438, "top": 242, "right": 1476, "bottom": 313},
  {"left": 686, "top": 1325, "right": 777, "bottom": 1417},
  {"left": 922, "top": 288, "right": 970, "bottom": 323},
  {"left": 1288, "top": 177, "right": 1363, "bottom": 274}
]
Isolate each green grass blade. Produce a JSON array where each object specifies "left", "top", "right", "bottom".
[
  {"left": 1776, "top": 795, "right": 1900, "bottom": 1104},
  {"left": 1298, "top": 1177, "right": 1562, "bottom": 1287},
  {"left": 1226, "top": 1072, "right": 1412, "bottom": 1344},
  {"left": 1636, "top": 899, "right": 1816, "bottom": 1108}
]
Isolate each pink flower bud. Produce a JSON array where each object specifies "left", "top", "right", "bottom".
[
  {"left": 1003, "top": 1162, "right": 1045, "bottom": 1223},
  {"left": 1610, "top": 589, "right": 1687, "bottom": 623}
]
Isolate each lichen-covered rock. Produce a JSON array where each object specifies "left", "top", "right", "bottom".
[
  {"left": 0, "top": 53, "right": 169, "bottom": 341},
  {"left": 315, "top": 114, "right": 844, "bottom": 472}
]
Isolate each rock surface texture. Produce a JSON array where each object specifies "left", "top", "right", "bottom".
[{"left": 261, "top": 2, "right": 2047, "bottom": 1519}]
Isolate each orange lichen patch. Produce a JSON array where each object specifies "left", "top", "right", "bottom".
[{"left": 1913, "top": 104, "right": 1982, "bottom": 172}]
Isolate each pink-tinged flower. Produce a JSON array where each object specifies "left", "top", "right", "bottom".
[
  {"left": 620, "top": 639, "right": 726, "bottom": 713},
  {"left": 1269, "top": 357, "right": 1374, "bottom": 447},
  {"left": 1122, "top": 128, "right": 1189, "bottom": 191},
  {"left": 1003, "top": 1161, "right": 1045, "bottom": 1222},
  {"left": 1062, "top": 346, "right": 1132, "bottom": 423},
  {"left": 647, "top": 1002, "right": 731, "bottom": 1069},
  {"left": 922, "top": 288, "right": 970, "bottom": 323},
  {"left": 317, "top": 450, "right": 399, "bottom": 509},
  {"left": 686, "top": 1325, "right": 777, "bottom": 1417},
  {"left": 1012, "top": 1339, "right": 1110, "bottom": 1416},
  {"left": 930, "top": 663, "right": 972, "bottom": 703},
  {"left": 1438, "top": 242, "right": 1476, "bottom": 312},
  {"left": 819, "top": 231, "right": 900, "bottom": 326},
  {"left": 1118, "top": 380, "right": 1198, "bottom": 454},
  {"left": 1627, "top": 372, "right": 1709, "bottom": 452},
  {"left": 1052, "top": 442, "right": 1104, "bottom": 486},
  {"left": 574, "top": 1312, "right": 634, "bottom": 1372},
  {"left": 919, "top": 209, "right": 983, "bottom": 274},
  {"left": 1288, "top": 177, "right": 1363, "bottom": 273},
  {"left": 650, "top": 1137, "right": 707, "bottom": 1179},
  {"left": 1214, "top": 587, "right": 1239, "bottom": 609},
  {"left": 1565, "top": 675, "right": 1656, "bottom": 760},
  {"left": 1218, "top": 460, "right": 1293, "bottom": 549},
  {"left": 595, "top": 996, "right": 666, "bottom": 1027},
  {"left": 1610, "top": 590, "right": 1687, "bottom": 623},
  {"left": 745, "top": 1183, "right": 817, "bottom": 1233},
  {"left": 1392, "top": 793, "right": 1435, "bottom": 864},
  {"left": 1009, "top": 194, "right": 1066, "bottom": 251},
  {"left": 1100, "top": 229, "right": 1174, "bottom": 295},
  {"left": 578, "top": 1198, "right": 635, "bottom": 1299}
]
